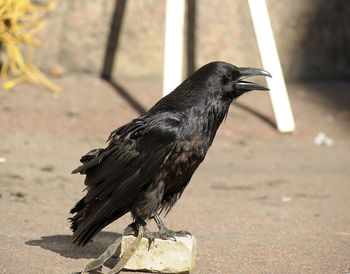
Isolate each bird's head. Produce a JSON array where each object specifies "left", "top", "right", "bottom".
[{"left": 192, "top": 61, "right": 271, "bottom": 101}]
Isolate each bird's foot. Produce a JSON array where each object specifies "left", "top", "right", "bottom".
[
  {"left": 140, "top": 226, "right": 168, "bottom": 246},
  {"left": 149, "top": 212, "right": 192, "bottom": 241},
  {"left": 143, "top": 226, "right": 191, "bottom": 243},
  {"left": 159, "top": 227, "right": 192, "bottom": 239},
  {"left": 132, "top": 215, "right": 192, "bottom": 248},
  {"left": 124, "top": 222, "right": 138, "bottom": 236}
]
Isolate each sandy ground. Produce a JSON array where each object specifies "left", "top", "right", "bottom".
[{"left": 0, "top": 75, "right": 349, "bottom": 273}]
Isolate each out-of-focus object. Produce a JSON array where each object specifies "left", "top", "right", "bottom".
[
  {"left": 0, "top": 0, "right": 61, "bottom": 93},
  {"left": 247, "top": 0, "right": 295, "bottom": 133},
  {"left": 314, "top": 132, "right": 334, "bottom": 146},
  {"left": 162, "top": 0, "right": 185, "bottom": 96},
  {"left": 282, "top": 196, "right": 292, "bottom": 202},
  {"left": 0, "top": 157, "right": 6, "bottom": 163},
  {"left": 50, "top": 64, "right": 65, "bottom": 77}
]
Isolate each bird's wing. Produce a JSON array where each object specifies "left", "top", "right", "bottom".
[
  {"left": 70, "top": 114, "right": 182, "bottom": 245},
  {"left": 73, "top": 113, "right": 182, "bottom": 206}
]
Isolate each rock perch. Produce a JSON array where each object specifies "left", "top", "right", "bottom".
[{"left": 120, "top": 235, "right": 197, "bottom": 273}]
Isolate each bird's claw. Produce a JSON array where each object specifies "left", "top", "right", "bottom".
[
  {"left": 157, "top": 229, "right": 177, "bottom": 241},
  {"left": 172, "top": 230, "right": 192, "bottom": 237},
  {"left": 142, "top": 230, "right": 172, "bottom": 241},
  {"left": 146, "top": 228, "right": 191, "bottom": 242}
]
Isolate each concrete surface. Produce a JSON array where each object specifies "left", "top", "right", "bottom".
[{"left": 0, "top": 76, "right": 349, "bottom": 273}]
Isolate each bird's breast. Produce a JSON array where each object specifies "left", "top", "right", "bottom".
[{"left": 162, "top": 138, "right": 207, "bottom": 177}]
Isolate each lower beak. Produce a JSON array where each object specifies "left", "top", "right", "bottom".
[{"left": 235, "top": 67, "right": 272, "bottom": 91}]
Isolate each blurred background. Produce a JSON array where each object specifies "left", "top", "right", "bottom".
[
  {"left": 0, "top": 0, "right": 350, "bottom": 273},
  {"left": 35, "top": 0, "right": 350, "bottom": 81}
]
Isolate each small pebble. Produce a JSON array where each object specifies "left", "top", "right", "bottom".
[
  {"left": 282, "top": 196, "right": 292, "bottom": 202},
  {"left": 41, "top": 165, "right": 54, "bottom": 172}
]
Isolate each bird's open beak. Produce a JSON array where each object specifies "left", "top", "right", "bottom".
[{"left": 235, "top": 67, "right": 272, "bottom": 91}]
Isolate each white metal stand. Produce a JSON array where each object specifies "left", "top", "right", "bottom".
[
  {"left": 162, "top": 0, "right": 185, "bottom": 96},
  {"left": 162, "top": 0, "right": 295, "bottom": 132},
  {"left": 247, "top": 0, "right": 295, "bottom": 132}
]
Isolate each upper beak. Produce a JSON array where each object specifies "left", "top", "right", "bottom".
[{"left": 235, "top": 67, "right": 272, "bottom": 91}]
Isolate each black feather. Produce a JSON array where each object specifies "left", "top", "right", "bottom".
[{"left": 69, "top": 61, "right": 271, "bottom": 246}]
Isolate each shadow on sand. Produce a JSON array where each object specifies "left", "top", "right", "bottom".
[{"left": 25, "top": 232, "right": 121, "bottom": 260}]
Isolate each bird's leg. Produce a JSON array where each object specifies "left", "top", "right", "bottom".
[
  {"left": 128, "top": 215, "right": 191, "bottom": 246},
  {"left": 125, "top": 218, "right": 152, "bottom": 237},
  {"left": 152, "top": 213, "right": 191, "bottom": 239},
  {"left": 124, "top": 221, "right": 139, "bottom": 236},
  {"left": 126, "top": 218, "right": 157, "bottom": 247}
]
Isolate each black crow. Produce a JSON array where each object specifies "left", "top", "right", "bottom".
[{"left": 70, "top": 61, "right": 271, "bottom": 246}]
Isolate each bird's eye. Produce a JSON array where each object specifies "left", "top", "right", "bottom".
[
  {"left": 221, "top": 70, "right": 234, "bottom": 85},
  {"left": 225, "top": 70, "right": 233, "bottom": 80}
]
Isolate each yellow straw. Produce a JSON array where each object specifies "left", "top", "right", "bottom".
[{"left": 0, "top": 0, "right": 61, "bottom": 93}]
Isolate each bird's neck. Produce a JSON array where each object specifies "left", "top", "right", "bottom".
[{"left": 200, "top": 98, "right": 232, "bottom": 146}]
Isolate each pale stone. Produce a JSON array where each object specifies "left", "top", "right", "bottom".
[{"left": 120, "top": 235, "right": 197, "bottom": 273}]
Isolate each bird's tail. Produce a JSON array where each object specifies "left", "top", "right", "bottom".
[{"left": 69, "top": 197, "right": 128, "bottom": 246}]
